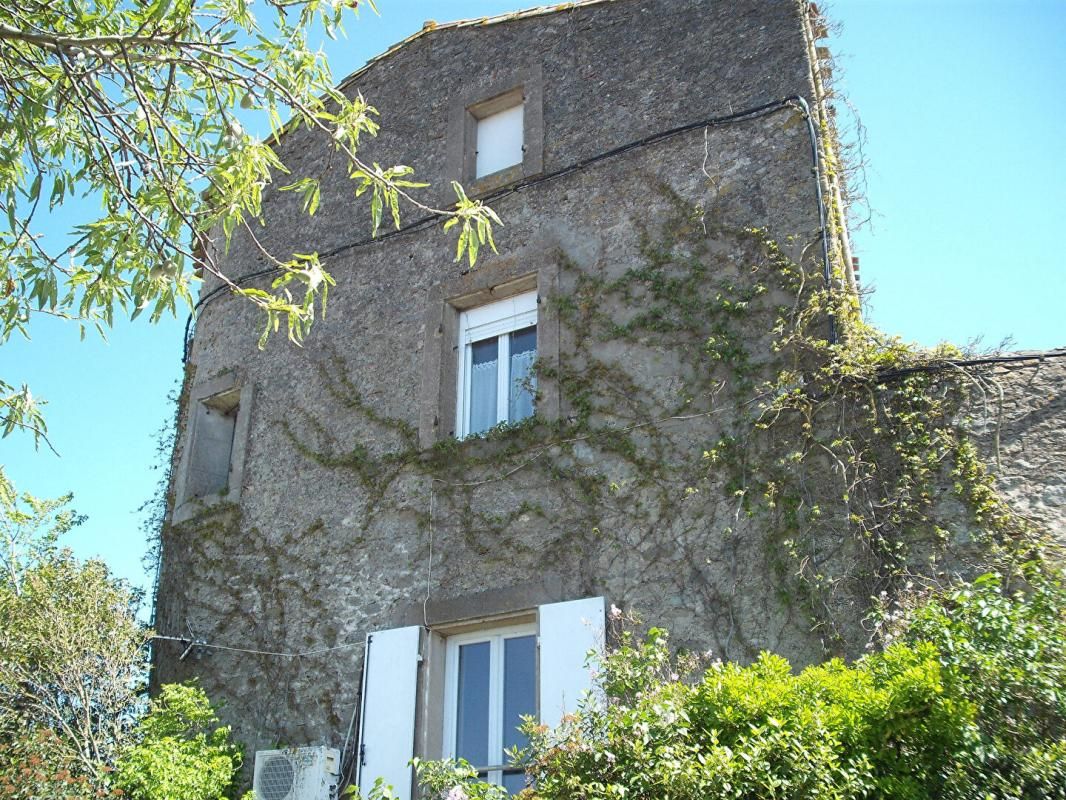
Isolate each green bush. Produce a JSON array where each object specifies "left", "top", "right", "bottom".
[
  {"left": 524, "top": 636, "right": 974, "bottom": 799},
  {"left": 414, "top": 569, "right": 1066, "bottom": 800},
  {"left": 114, "top": 683, "right": 243, "bottom": 800},
  {"left": 896, "top": 569, "right": 1066, "bottom": 799}
]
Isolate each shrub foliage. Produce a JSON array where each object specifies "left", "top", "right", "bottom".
[
  {"left": 0, "top": 471, "right": 242, "bottom": 799},
  {"left": 413, "top": 568, "right": 1066, "bottom": 800},
  {"left": 115, "top": 684, "right": 243, "bottom": 800},
  {"left": 516, "top": 571, "right": 1066, "bottom": 800}
]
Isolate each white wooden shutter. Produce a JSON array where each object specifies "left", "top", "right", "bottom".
[
  {"left": 355, "top": 625, "right": 421, "bottom": 800},
  {"left": 537, "top": 596, "right": 606, "bottom": 729}
]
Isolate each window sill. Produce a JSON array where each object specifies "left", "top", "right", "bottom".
[
  {"left": 171, "top": 490, "right": 236, "bottom": 525},
  {"left": 458, "top": 414, "right": 541, "bottom": 444},
  {"left": 427, "top": 416, "right": 551, "bottom": 465},
  {"left": 469, "top": 162, "right": 528, "bottom": 197}
]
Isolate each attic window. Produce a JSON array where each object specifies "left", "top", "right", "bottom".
[
  {"left": 475, "top": 101, "right": 524, "bottom": 179},
  {"left": 447, "top": 68, "right": 542, "bottom": 196}
]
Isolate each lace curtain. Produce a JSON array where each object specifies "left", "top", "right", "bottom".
[{"left": 509, "top": 348, "right": 535, "bottom": 422}]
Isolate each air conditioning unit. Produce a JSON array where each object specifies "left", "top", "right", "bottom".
[{"left": 253, "top": 746, "right": 341, "bottom": 800}]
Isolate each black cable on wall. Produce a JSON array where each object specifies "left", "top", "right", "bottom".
[{"left": 181, "top": 94, "right": 837, "bottom": 361}]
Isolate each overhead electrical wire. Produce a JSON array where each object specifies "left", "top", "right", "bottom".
[
  {"left": 150, "top": 632, "right": 364, "bottom": 659},
  {"left": 181, "top": 94, "right": 835, "bottom": 361}
]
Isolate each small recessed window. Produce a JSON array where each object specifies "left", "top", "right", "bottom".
[
  {"left": 456, "top": 291, "right": 537, "bottom": 438},
  {"left": 476, "top": 102, "right": 524, "bottom": 179},
  {"left": 185, "top": 389, "right": 239, "bottom": 500}
]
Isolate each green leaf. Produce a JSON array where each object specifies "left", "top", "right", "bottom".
[
  {"left": 370, "top": 191, "right": 382, "bottom": 234},
  {"left": 27, "top": 173, "right": 42, "bottom": 204}
]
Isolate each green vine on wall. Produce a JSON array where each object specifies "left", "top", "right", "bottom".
[
  {"left": 699, "top": 227, "right": 1035, "bottom": 651},
  {"left": 167, "top": 185, "right": 1042, "bottom": 673}
]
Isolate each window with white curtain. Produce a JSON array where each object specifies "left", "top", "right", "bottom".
[
  {"left": 356, "top": 597, "right": 606, "bottom": 800},
  {"left": 443, "top": 624, "right": 536, "bottom": 795},
  {"left": 456, "top": 291, "right": 537, "bottom": 438}
]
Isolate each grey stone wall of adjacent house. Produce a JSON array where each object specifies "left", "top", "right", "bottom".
[
  {"left": 151, "top": 0, "right": 1065, "bottom": 765},
  {"left": 967, "top": 355, "right": 1065, "bottom": 538}
]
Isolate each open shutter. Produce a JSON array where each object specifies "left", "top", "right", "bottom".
[
  {"left": 537, "top": 596, "right": 606, "bottom": 729},
  {"left": 355, "top": 625, "right": 421, "bottom": 800}
]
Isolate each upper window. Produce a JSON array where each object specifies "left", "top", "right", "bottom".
[
  {"left": 475, "top": 102, "right": 524, "bottom": 179},
  {"left": 184, "top": 388, "right": 240, "bottom": 501},
  {"left": 172, "top": 374, "right": 253, "bottom": 523},
  {"left": 447, "top": 69, "right": 542, "bottom": 195},
  {"left": 456, "top": 291, "right": 537, "bottom": 438},
  {"left": 443, "top": 624, "right": 536, "bottom": 794}
]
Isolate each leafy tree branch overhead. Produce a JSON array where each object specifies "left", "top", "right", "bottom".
[{"left": 0, "top": 0, "right": 500, "bottom": 448}]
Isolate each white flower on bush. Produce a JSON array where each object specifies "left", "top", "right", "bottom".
[{"left": 446, "top": 785, "right": 468, "bottom": 800}]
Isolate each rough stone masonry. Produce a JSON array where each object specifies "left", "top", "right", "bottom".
[{"left": 153, "top": 0, "right": 1064, "bottom": 770}]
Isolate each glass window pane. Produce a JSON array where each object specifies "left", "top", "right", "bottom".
[
  {"left": 456, "top": 641, "right": 491, "bottom": 767},
  {"left": 507, "top": 326, "right": 536, "bottom": 423},
  {"left": 469, "top": 338, "right": 499, "bottom": 435},
  {"left": 503, "top": 635, "right": 536, "bottom": 752},
  {"left": 510, "top": 326, "right": 536, "bottom": 357},
  {"left": 502, "top": 771, "right": 527, "bottom": 796}
]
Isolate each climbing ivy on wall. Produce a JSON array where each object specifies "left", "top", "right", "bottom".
[
  {"left": 161, "top": 181, "right": 1043, "bottom": 703},
  {"left": 218, "top": 184, "right": 1033, "bottom": 662}
]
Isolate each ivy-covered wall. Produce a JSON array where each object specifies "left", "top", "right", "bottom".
[{"left": 152, "top": 0, "right": 1065, "bottom": 764}]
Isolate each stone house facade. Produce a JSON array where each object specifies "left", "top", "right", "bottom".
[{"left": 152, "top": 1, "right": 1065, "bottom": 797}]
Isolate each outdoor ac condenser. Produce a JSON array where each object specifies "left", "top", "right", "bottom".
[{"left": 252, "top": 746, "right": 341, "bottom": 800}]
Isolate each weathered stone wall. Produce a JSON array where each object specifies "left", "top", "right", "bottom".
[
  {"left": 151, "top": 0, "right": 1065, "bottom": 769},
  {"left": 968, "top": 355, "right": 1066, "bottom": 540},
  {"left": 155, "top": 0, "right": 829, "bottom": 754}
]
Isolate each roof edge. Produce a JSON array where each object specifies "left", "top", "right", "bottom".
[{"left": 335, "top": 0, "right": 618, "bottom": 94}]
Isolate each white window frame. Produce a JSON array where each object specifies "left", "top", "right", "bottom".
[
  {"left": 455, "top": 290, "right": 538, "bottom": 438},
  {"left": 442, "top": 622, "right": 538, "bottom": 788}
]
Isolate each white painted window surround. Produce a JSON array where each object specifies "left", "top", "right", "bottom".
[
  {"left": 476, "top": 103, "right": 524, "bottom": 179},
  {"left": 456, "top": 291, "right": 538, "bottom": 438},
  {"left": 356, "top": 597, "right": 605, "bottom": 800}
]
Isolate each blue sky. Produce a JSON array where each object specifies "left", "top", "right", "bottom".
[{"left": 2, "top": 0, "right": 1063, "bottom": 597}]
